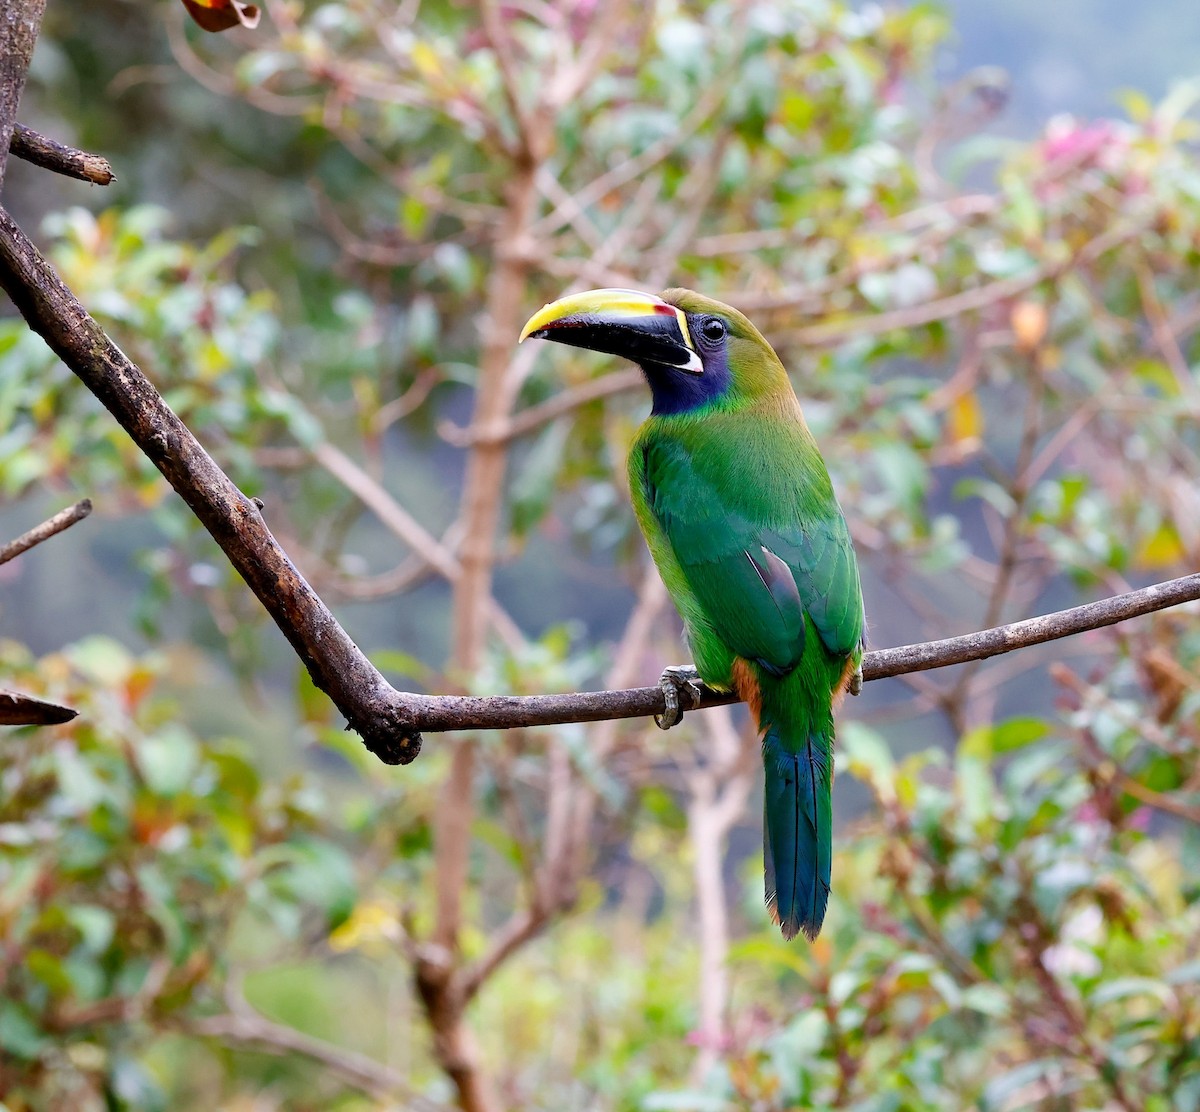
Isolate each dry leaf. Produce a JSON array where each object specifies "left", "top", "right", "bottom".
[
  {"left": 1134, "top": 521, "right": 1186, "bottom": 571},
  {"left": 180, "top": 0, "right": 261, "bottom": 33},
  {"left": 948, "top": 391, "right": 984, "bottom": 445}
]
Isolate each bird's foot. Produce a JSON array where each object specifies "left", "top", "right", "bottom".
[
  {"left": 848, "top": 663, "right": 863, "bottom": 697},
  {"left": 655, "top": 665, "right": 701, "bottom": 730}
]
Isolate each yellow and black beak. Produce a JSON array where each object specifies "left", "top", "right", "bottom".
[{"left": 519, "top": 288, "right": 703, "bottom": 375}]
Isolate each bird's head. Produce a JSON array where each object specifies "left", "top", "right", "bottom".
[{"left": 519, "top": 287, "right": 790, "bottom": 416}]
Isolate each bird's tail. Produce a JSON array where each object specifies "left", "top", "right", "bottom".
[{"left": 760, "top": 688, "right": 834, "bottom": 942}]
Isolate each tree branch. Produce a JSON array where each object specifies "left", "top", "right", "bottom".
[
  {"left": 0, "top": 0, "right": 46, "bottom": 194},
  {"left": 2, "top": 203, "right": 1198, "bottom": 751},
  {"left": 0, "top": 204, "right": 420, "bottom": 766},
  {"left": 455, "top": 904, "right": 546, "bottom": 1005},
  {"left": 333, "top": 569, "right": 1200, "bottom": 734},
  {"left": 862, "top": 573, "right": 1200, "bottom": 681},
  {"left": 439, "top": 367, "right": 642, "bottom": 447},
  {"left": 0, "top": 498, "right": 91, "bottom": 565},
  {"left": 186, "top": 1008, "right": 447, "bottom": 1109},
  {"left": 9, "top": 124, "right": 115, "bottom": 185}
]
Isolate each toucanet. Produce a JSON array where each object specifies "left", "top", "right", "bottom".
[{"left": 520, "top": 288, "right": 865, "bottom": 941}]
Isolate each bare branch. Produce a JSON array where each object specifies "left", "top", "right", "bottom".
[
  {"left": 944, "top": 338, "right": 1047, "bottom": 729},
  {"left": 275, "top": 536, "right": 435, "bottom": 601},
  {"left": 313, "top": 441, "right": 462, "bottom": 583},
  {"left": 545, "top": 0, "right": 641, "bottom": 109},
  {"left": 440, "top": 367, "right": 642, "bottom": 447},
  {"left": 455, "top": 734, "right": 581, "bottom": 1004},
  {"left": 0, "top": 498, "right": 92, "bottom": 565},
  {"left": 864, "top": 573, "right": 1200, "bottom": 681},
  {"left": 356, "top": 570, "right": 1200, "bottom": 735},
  {"left": 186, "top": 1008, "right": 448, "bottom": 1110},
  {"left": 372, "top": 366, "right": 443, "bottom": 434},
  {"left": 763, "top": 266, "right": 1048, "bottom": 335},
  {"left": 474, "top": 0, "right": 538, "bottom": 161},
  {"left": 0, "top": 0, "right": 46, "bottom": 194},
  {"left": 456, "top": 904, "right": 546, "bottom": 1005},
  {"left": 687, "top": 195, "right": 996, "bottom": 262},
  {"left": 9, "top": 124, "right": 115, "bottom": 185}
]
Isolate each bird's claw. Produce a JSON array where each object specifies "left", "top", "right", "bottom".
[
  {"left": 655, "top": 665, "right": 701, "bottom": 730},
  {"left": 849, "top": 663, "right": 863, "bottom": 697}
]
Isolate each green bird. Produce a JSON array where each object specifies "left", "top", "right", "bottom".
[{"left": 520, "top": 288, "right": 864, "bottom": 941}]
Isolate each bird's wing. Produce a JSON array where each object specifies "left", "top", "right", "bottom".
[
  {"left": 757, "top": 516, "right": 864, "bottom": 659},
  {"left": 637, "top": 437, "right": 862, "bottom": 674}
]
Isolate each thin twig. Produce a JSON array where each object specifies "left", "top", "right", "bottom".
[
  {"left": 372, "top": 366, "right": 443, "bottom": 434},
  {"left": 278, "top": 538, "right": 435, "bottom": 601},
  {"left": 456, "top": 904, "right": 547, "bottom": 1005},
  {"left": 370, "top": 570, "right": 1200, "bottom": 733},
  {"left": 186, "top": 1008, "right": 447, "bottom": 1109},
  {"left": 686, "top": 705, "right": 755, "bottom": 1080},
  {"left": 478, "top": 0, "right": 537, "bottom": 162},
  {"left": 440, "top": 367, "right": 642, "bottom": 447},
  {"left": 9, "top": 124, "right": 115, "bottom": 185},
  {"left": 863, "top": 573, "right": 1200, "bottom": 681},
  {"left": 0, "top": 499, "right": 92, "bottom": 565},
  {"left": 313, "top": 441, "right": 461, "bottom": 582}
]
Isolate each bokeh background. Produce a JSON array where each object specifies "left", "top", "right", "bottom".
[{"left": 3, "top": 1, "right": 1200, "bottom": 1108}]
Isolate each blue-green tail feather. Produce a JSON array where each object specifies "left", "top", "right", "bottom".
[{"left": 762, "top": 719, "right": 833, "bottom": 941}]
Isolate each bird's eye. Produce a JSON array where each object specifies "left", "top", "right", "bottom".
[{"left": 700, "top": 317, "right": 726, "bottom": 342}]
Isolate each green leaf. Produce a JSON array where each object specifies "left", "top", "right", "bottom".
[
  {"left": 1000, "top": 168, "right": 1041, "bottom": 240},
  {"left": 960, "top": 718, "right": 1050, "bottom": 760},
  {"left": 643, "top": 1093, "right": 727, "bottom": 1112},
  {"left": 400, "top": 195, "right": 430, "bottom": 239},
  {"left": 135, "top": 725, "right": 199, "bottom": 797},
  {"left": 1167, "top": 960, "right": 1200, "bottom": 985},
  {"left": 67, "top": 906, "right": 116, "bottom": 955},
  {"left": 960, "top": 983, "right": 1010, "bottom": 1018},
  {"left": 840, "top": 721, "right": 895, "bottom": 782},
  {"left": 728, "top": 936, "right": 810, "bottom": 977},
  {"left": 0, "top": 1000, "right": 46, "bottom": 1060},
  {"left": 54, "top": 747, "right": 109, "bottom": 813},
  {"left": 26, "top": 949, "right": 73, "bottom": 996},
  {"left": 66, "top": 636, "right": 134, "bottom": 686},
  {"left": 265, "top": 838, "right": 358, "bottom": 929},
  {"left": 1089, "top": 977, "right": 1173, "bottom": 1007},
  {"left": 956, "top": 754, "right": 994, "bottom": 828},
  {"left": 981, "top": 1060, "right": 1058, "bottom": 1111}
]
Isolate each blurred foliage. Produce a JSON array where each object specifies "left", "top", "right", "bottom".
[
  {"left": 4, "top": 0, "right": 1200, "bottom": 1109},
  {"left": 0, "top": 636, "right": 377, "bottom": 1107}
]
